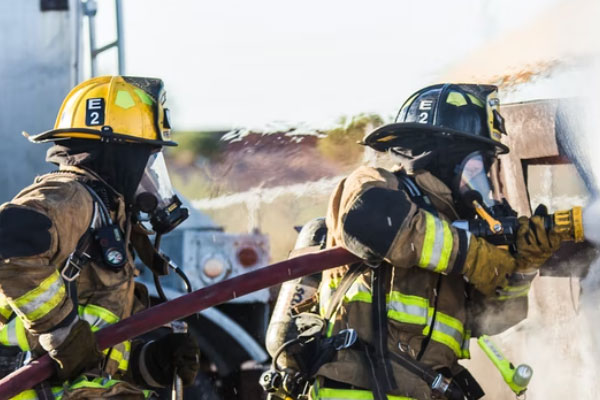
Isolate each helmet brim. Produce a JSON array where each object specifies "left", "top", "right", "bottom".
[
  {"left": 27, "top": 128, "right": 177, "bottom": 147},
  {"left": 361, "top": 122, "right": 509, "bottom": 154}
]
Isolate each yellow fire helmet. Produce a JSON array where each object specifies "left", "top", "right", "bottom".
[{"left": 27, "top": 76, "right": 176, "bottom": 146}]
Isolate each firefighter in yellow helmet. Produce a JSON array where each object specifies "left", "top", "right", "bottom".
[
  {"left": 0, "top": 76, "right": 199, "bottom": 398},
  {"left": 304, "top": 84, "right": 588, "bottom": 400}
]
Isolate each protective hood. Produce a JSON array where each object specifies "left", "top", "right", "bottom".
[{"left": 46, "top": 139, "right": 155, "bottom": 206}]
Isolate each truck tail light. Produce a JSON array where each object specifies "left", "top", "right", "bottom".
[{"left": 237, "top": 247, "right": 259, "bottom": 268}]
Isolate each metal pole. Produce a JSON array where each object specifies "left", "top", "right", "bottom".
[
  {"left": 115, "top": 0, "right": 125, "bottom": 75},
  {"left": 83, "top": 0, "right": 98, "bottom": 77},
  {"left": 0, "top": 247, "right": 360, "bottom": 399}
]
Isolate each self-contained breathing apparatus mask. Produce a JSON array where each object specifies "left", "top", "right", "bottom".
[
  {"left": 132, "top": 150, "right": 192, "bottom": 302},
  {"left": 134, "top": 151, "right": 188, "bottom": 235},
  {"left": 450, "top": 151, "right": 555, "bottom": 249}
]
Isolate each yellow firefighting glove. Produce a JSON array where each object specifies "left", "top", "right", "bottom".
[
  {"left": 514, "top": 215, "right": 562, "bottom": 270},
  {"left": 39, "top": 319, "right": 103, "bottom": 381},
  {"left": 462, "top": 236, "right": 517, "bottom": 297},
  {"left": 136, "top": 333, "right": 200, "bottom": 388}
]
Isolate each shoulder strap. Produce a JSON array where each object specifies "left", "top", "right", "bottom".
[
  {"left": 324, "top": 263, "right": 368, "bottom": 322},
  {"left": 395, "top": 172, "right": 438, "bottom": 216},
  {"left": 60, "top": 182, "right": 113, "bottom": 302}
]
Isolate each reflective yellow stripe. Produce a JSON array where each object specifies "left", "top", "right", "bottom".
[
  {"left": 15, "top": 317, "right": 29, "bottom": 351},
  {"left": 321, "top": 269, "right": 470, "bottom": 358},
  {"left": 419, "top": 213, "right": 453, "bottom": 274},
  {"left": 315, "top": 387, "right": 415, "bottom": 400},
  {"left": 78, "top": 304, "right": 119, "bottom": 331},
  {"left": 78, "top": 304, "right": 130, "bottom": 371},
  {"left": 68, "top": 376, "right": 152, "bottom": 398},
  {"left": 346, "top": 291, "right": 371, "bottom": 303},
  {"left": 387, "top": 292, "right": 428, "bottom": 325},
  {"left": 104, "top": 340, "right": 131, "bottom": 371},
  {"left": 10, "top": 375, "right": 152, "bottom": 400},
  {"left": 422, "top": 310, "right": 465, "bottom": 357},
  {"left": 10, "top": 386, "right": 63, "bottom": 400},
  {"left": 0, "top": 297, "right": 12, "bottom": 321},
  {"left": 435, "top": 220, "right": 453, "bottom": 273},
  {"left": 461, "top": 330, "right": 471, "bottom": 359},
  {"left": 12, "top": 270, "right": 65, "bottom": 322},
  {"left": 418, "top": 212, "right": 436, "bottom": 269},
  {"left": 0, "top": 316, "right": 30, "bottom": 350},
  {"left": 0, "top": 322, "right": 8, "bottom": 346},
  {"left": 497, "top": 284, "right": 530, "bottom": 300},
  {"left": 344, "top": 279, "right": 371, "bottom": 304},
  {"left": 341, "top": 287, "right": 469, "bottom": 358}
]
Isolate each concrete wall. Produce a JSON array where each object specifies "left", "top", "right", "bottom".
[{"left": 0, "top": 0, "right": 75, "bottom": 202}]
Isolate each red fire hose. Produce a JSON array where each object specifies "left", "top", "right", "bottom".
[{"left": 0, "top": 246, "right": 359, "bottom": 399}]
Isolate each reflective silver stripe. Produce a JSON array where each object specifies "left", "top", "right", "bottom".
[
  {"left": 387, "top": 301, "right": 428, "bottom": 321},
  {"left": 16, "top": 276, "right": 63, "bottom": 317},
  {"left": 7, "top": 318, "right": 18, "bottom": 346},
  {"left": 344, "top": 280, "right": 371, "bottom": 301},
  {"left": 431, "top": 319, "right": 463, "bottom": 345},
  {"left": 79, "top": 311, "right": 110, "bottom": 330},
  {"left": 462, "top": 335, "right": 470, "bottom": 352}
]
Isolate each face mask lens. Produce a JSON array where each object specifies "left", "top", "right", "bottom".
[
  {"left": 457, "top": 152, "right": 497, "bottom": 208},
  {"left": 134, "top": 151, "right": 188, "bottom": 233},
  {"left": 135, "top": 152, "right": 175, "bottom": 206}
]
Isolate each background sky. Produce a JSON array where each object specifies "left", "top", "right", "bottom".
[{"left": 92, "top": 0, "right": 564, "bottom": 131}]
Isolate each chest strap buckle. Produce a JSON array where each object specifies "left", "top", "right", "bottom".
[{"left": 61, "top": 251, "right": 91, "bottom": 282}]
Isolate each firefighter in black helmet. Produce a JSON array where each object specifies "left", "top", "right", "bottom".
[{"left": 307, "top": 83, "right": 586, "bottom": 400}]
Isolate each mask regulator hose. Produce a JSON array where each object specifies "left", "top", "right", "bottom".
[{"left": 152, "top": 234, "right": 193, "bottom": 303}]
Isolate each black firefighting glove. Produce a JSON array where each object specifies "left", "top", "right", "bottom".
[
  {"left": 137, "top": 333, "right": 200, "bottom": 388},
  {"left": 41, "top": 319, "right": 103, "bottom": 381}
]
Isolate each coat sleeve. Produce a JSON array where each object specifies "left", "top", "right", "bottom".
[
  {"left": 326, "top": 166, "right": 516, "bottom": 295},
  {"left": 0, "top": 179, "right": 93, "bottom": 334}
]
